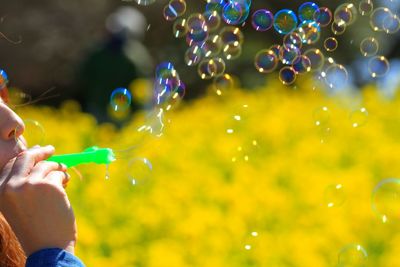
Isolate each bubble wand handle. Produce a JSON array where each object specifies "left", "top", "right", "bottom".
[{"left": 47, "top": 147, "right": 115, "bottom": 168}]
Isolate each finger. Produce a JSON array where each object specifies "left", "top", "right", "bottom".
[
  {"left": 0, "top": 157, "right": 17, "bottom": 189},
  {"left": 29, "top": 161, "right": 67, "bottom": 181},
  {"left": 10, "top": 145, "right": 55, "bottom": 178},
  {"left": 45, "top": 171, "right": 70, "bottom": 188}
]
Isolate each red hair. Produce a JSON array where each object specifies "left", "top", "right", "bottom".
[{"left": 0, "top": 214, "right": 26, "bottom": 266}]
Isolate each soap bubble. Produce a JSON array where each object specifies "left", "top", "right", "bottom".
[
  {"left": 297, "top": 20, "right": 321, "bottom": 44},
  {"left": 372, "top": 178, "right": 400, "bottom": 223},
  {"left": 186, "top": 28, "right": 208, "bottom": 46},
  {"left": 360, "top": 37, "right": 379, "bottom": 57},
  {"left": 165, "top": 81, "right": 185, "bottom": 111},
  {"left": 156, "top": 62, "right": 179, "bottom": 83},
  {"left": 163, "top": 0, "right": 186, "bottom": 21},
  {"left": 222, "top": 1, "right": 246, "bottom": 25},
  {"left": 128, "top": 157, "right": 153, "bottom": 186},
  {"left": 383, "top": 14, "right": 400, "bottom": 34},
  {"left": 110, "top": 88, "right": 132, "bottom": 112},
  {"left": 213, "top": 73, "right": 234, "bottom": 96},
  {"left": 324, "top": 64, "right": 348, "bottom": 89},
  {"left": 331, "top": 21, "right": 346, "bottom": 35},
  {"left": 207, "top": 57, "right": 226, "bottom": 77},
  {"left": 134, "top": 0, "right": 156, "bottom": 6},
  {"left": 204, "top": 10, "right": 221, "bottom": 32},
  {"left": 172, "top": 18, "right": 188, "bottom": 38},
  {"left": 292, "top": 55, "right": 311, "bottom": 74},
  {"left": 251, "top": 9, "right": 274, "bottom": 31},
  {"left": 368, "top": 55, "right": 390, "bottom": 78},
  {"left": 324, "top": 184, "right": 346, "bottom": 208},
  {"left": 324, "top": 37, "right": 338, "bottom": 52},
  {"left": 201, "top": 34, "right": 222, "bottom": 57},
  {"left": 349, "top": 107, "right": 368, "bottom": 128},
  {"left": 298, "top": 2, "right": 319, "bottom": 22},
  {"left": 370, "top": 7, "right": 392, "bottom": 31},
  {"left": 254, "top": 49, "right": 278, "bottom": 73},
  {"left": 279, "top": 44, "right": 301, "bottom": 65},
  {"left": 283, "top": 32, "right": 303, "bottom": 49},
  {"left": 338, "top": 244, "right": 368, "bottom": 267},
  {"left": 222, "top": 43, "right": 242, "bottom": 60},
  {"left": 185, "top": 45, "right": 203, "bottom": 66},
  {"left": 205, "top": 0, "right": 224, "bottom": 14},
  {"left": 198, "top": 58, "right": 216, "bottom": 79},
  {"left": 269, "top": 44, "right": 281, "bottom": 57},
  {"left": 334, "top": 3, "right": 358, "bottom": 26},
  {"left": 273, "top": 9, "right": 298, "bottom": 34},
  {"left": 313, "top": 106, "right": 330, "bottom": 126},
  {"left": 359, "top": 0, "right": 373, "bottom": 16},
  {"left": 304, "top": 48, "right": 325, "bottom": 71},
  {"left": 187, "top": 13, "right": 208, "bottom": 33},
  {"left": 19, "top": 119, "right": 46, "bottom": 147},
  {"left": 220, "top": 26, "right": 244, "bottom": 46},
  {"left": 0, "top": 69, "right": 8, "bottom": 89},
  {"left": 279, "top": 66, "right": 297, "bottom": 85},
  {"left": 313, "top": 7, "right": 332, "bottom": 27}
]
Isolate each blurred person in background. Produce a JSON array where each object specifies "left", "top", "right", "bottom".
[{"left": 76, "top": 6, "right": 153, "bottom": 124}]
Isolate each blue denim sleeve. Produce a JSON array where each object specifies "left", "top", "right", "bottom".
[{"left": 26, "top": 248, "right": 85, "bottom": 267}]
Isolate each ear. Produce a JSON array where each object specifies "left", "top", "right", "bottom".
[{"left": 0, "top": 87, "right": 9, "bottom": 103}]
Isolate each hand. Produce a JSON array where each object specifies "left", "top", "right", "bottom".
[{"left": 0, "top": 145, "right": 76, "bottom": 256}]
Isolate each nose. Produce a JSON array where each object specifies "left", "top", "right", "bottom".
[{"left": 0, "top": 104, "right": 25, "bottom": 140}]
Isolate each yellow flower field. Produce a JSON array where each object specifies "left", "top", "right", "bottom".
[{"left": 15, "top": 78, "right": 400, "bottom": 266}]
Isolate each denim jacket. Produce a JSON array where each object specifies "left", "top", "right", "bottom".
[{"left": 26, "top": 248, "right": 85, "bottom": 267}]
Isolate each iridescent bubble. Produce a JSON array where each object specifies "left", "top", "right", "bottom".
[
  {"left": 304, "top": 48, "right": 325, "bottom": 71},
  {"left": 359, "top": 0, "right": 373, "bottom": 16},
  {"left": 383, "top": 14, "right": 400, "bottom": 34},
  {"left": 251, "top": 9, "right": 274, "bottom": 31},
  {"left": 360, "top": 37, "right": 379, "bottom": 57},
  {"left": 198, "top": 58, "right": 216, "bottom": 79},
  {"left": 207, "top": 57, "right": 226, "bottom": 77},
  {"left": 254, "top": 49, "right": 278, "bottom": 73},
  {"left": 313, "top": 106, "right": 330, "bottom": 126},
  {"left": 156, "top": 62, "right": 179, "bottom": 83},
  {"left": 186, "top": 29, "right": 209, "bottom": 46},
  {"left": 172, "top": 18, "right": 188, "bottom": 38},
  {"left": 19, "top": 119, "right": 46, "bottom": 147},
  {"left": 297, "top": 20, "right": 321, "bottom": 44},
  {"left": 324, "top": 184, "right": 346, "bottom": 208},
  {"left": 128, "top": 158, "right": 153, "bottom": 186},
  {"left": 273, "top": 9, "right": 298, "bottom": 34},
  {"left": 331, "top": 21, "right": 346, "bottom": 35},
  {"left": 298, "top": 2, "right": 319, "bottom": 22},
  {"left": 187, "top": 13, "right": 208, "bottom": 33},
  {"left": 292, "top": 55, "right": 311, "bottom": 74},
  {"left": 204, "top": 10, "right": 221, "bottom": 32},
  {"left": 372, "top": 178, "right": 400, "bottom": 223},
  {"left": 110, "top": 87, "right": 132, "bottom": 112},
  {"left": 313, "top": 7, "right": 332, "bottom": 27},
  {"left": 324, "top": 37, "right": 338, "bottom": 52},
  {"left": 163, "top": 0, "right": 187, "bottom": 21},
  {"left": 213, "top": 73, "right": 234, "bottom": 96},
  {"left": 279, "top": 66, "right": 297, "bottom": 85},
  {"left": 279, "top": 44, "right": 301, "bottom": 65},
  {"left": 334, "top": 3, "right": 358, "bottom": 26},
  {"left": 324, "top": 64, "right": 348, "bottom": 89},
  {"left": 269, "top": 44, "right": 281, "bottom": 57},
  {"left": 222, "top": 43, "right": 242, "bottom": 60},
  {"left": 338, "top": 244, "right": 368, "bottom": 267},
  {"left": 185, "top": 45, "right": 203, "bottom": 66},
  {"left": 205, "top": 0, "right": 225, "bottom": 14},
  {"left": 370, "top": 7, "right": 392, "bottom": 31},
  {"left": 220, "top": 26, "right": 244, "bottom": 46},
  {"left": 349, "top": 107, "right": 368, "bottom": 128},
  {"left": 201, "top": 34, "right": 222, "bottom": 57},
  {"left": 0, "top": 69, "right": 8, "bottom": 89},
  {"left": 368, "top": 56, "right": 390, "bottom": 78},
  {"left": 134, "top": 0, "right": 156, "bottom": 6},
  {"left": 283, "top": 32, "right": 303, "bottom": 49},
  {"left": 222, "top": 1, "right": 246, "bottom": 25},
  {"left": 165, "top": 81, "right": 186, "bottom": 111}
]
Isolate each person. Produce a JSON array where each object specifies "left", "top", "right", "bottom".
[{"left": 0, "top": 84, "right": 85, "bottom": 266}]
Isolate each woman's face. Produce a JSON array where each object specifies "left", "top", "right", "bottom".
[{"left": 0, "top": 93, "right": 26, "bottom": 171}]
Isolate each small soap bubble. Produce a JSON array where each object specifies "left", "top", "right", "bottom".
[
  {"left": 198, "top": 58, "right": 215, "bottom": 79},
  {"left": 19, "top": 119, "right": 46, "bottom": 147},
  {"left": 313, "top": 106, "right": 330, "bottom": 126},
  {"left": 318, "top": 125, "right": 332, "bottom": 143},
  {"left": 222, "top": 1, "right": 246, "bottom": 25},
  {"left": 186, "top": 29, "right": 209, "bottom": 46},
  {"left": 205, "top": 0, "right": 224, "bottom": 14},
  {"left": 324, "top": 37, "right": 338, "bottom": 52},
  {"left": 297, "top": 20, "right": 321, "bottom": 44},
  {"left": 0, "top": 69, "right": 9, "bottom": 89},
  {"left": 251, "top": 9, "right": 274, "bottom": 31},
  {"left": 279, "top": 44, "right": 301, "bottom": 65},
  {"left": 292, "top": 55, "right": 311, "bottom": 74},
  {"left": 220, "top": 26, "right": 244, "bottom": 46},
  {"left": 128, "top": 158, "right": 153, "bottom": 186},
  {"left": 360, "top": 37, "right": 379, "bottom": 57},
  {"left": 185, "top": 45, "right": 203, "bottom": 66},
  {"left": 370, "top": 7, "right": 392, "bottom": 31},
  {"left": 165, "top": 81, "right": 185, "bottom": 111},
  {"left": 187, "top": 13, "right": 208, "bottom": 33},
  {"left": 163, "top": 0, "right": 186, "bottom": 21},
  {"left": 359, "top": 0, "right": 373, "bottom": 16},
  {"left": 273, "top": 9, "right": 298, "bottom": 34},
  {"left": 110, "top": 88, "right": 132, "bottom": 112},
  {"left": 254, "top": 49, "right": 278, "bottom": 73},
  {"left": 201, "top": 34, "right": 222, "bottom": 57},
  {"left": 207, "top": 57, "right": 226, "bottom": 77},
  {"left": 279, "top": 66, "right": 297, "bottom": 85},
  {"left": 372, "top": 178, "right": 400, "bottom": 223},
  {"left": 269, "top": 44, "right": 281, "bottom": 57},
  {"left": 349, "top": 107, "right": 368, "bottom": 128},
  {"left": 338, "top": 244, "right": 368, "bottom": 266},
  {"left": 304, "top": 48, "right": 325, "bottom": 71},
  {"left": 213, "top": 73, "right": 234, "bottom": 96},
  {"left": 334, "top": 3, "right": 358, "bottom": 26},
  {"left": 313, "top": 7, "right": 332, "bottom": 27},
  {"left": 383, "top": 14, "right": 400, "bottom": 34},
  {"left": 283, "top": 32, "right": 303, "bottom": 49},
  {"left": 204, "top": 10, "right": 221, "bottom": 32},
  {"left": 368, "top": 55, "right": 390, "bottom": 78},
  {"left": 134, "top": 0, "right": 156, "bottom": 5},
  {"left": 172, "top": 18, "right": 188, "bottom": 38},
  {"left": 324, "top": 64, "right": 348, "bottom": 89},
  {"left": 324, "top": 184, "right": 346, "bottom": 208},
  {"left": 222, "top": 43, "right": 242, "bottom": 60},
  {"left": 298, "top": 2, "right": 319, "bottom": 22},
  {"left": 331, "top": 21, "right": 346, "bottom": 35}
]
